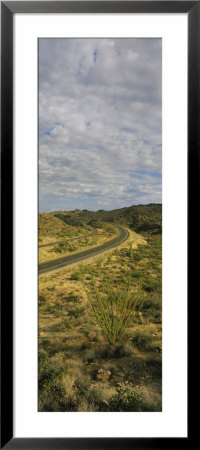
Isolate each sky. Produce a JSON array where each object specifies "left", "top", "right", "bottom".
[{"left": 39, "top": 38, "right": 162, "bottom": 212}]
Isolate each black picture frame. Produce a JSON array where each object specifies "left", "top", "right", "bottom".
[{"left": 0, "top": 1, "right": 197, "bottom": 449}]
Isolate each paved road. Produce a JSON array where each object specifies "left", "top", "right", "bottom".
[
  {"left": 39, "top": 224, "right": 129, "bottom": 275},
  {"left": 39, "top": 228, "right": 96, "bottom": 248}
]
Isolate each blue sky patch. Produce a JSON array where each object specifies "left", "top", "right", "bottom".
[{"left": 121, "top": 127, "right": 136, "bottom": 134}]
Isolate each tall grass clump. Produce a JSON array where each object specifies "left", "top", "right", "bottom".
[{"left": 82, "top": 273, "right": 145, "bottom": 344}]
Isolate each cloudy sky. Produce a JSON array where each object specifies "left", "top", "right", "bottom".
[{"left": 39, "top": 38, "right": 162, "bottom": 212}]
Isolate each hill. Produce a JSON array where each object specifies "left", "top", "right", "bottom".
[{"left": 53, "top": 203, "right": 162, "bottom": 236}]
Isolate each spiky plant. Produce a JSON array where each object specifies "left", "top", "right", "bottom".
[{"left": 82, "top": 273, "right": 144, "bottom": 344}]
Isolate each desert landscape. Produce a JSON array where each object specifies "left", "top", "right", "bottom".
[{"left": 38, "top": 204, "right": 162, "bottom": 412}]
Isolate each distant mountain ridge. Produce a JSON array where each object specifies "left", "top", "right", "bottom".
[{"left": 51, "top": 203, "right": 162, "bottom": 236}]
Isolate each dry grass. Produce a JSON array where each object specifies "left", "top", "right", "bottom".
[
  {"left": 39, "top": 213, "right": 85, "bottom": 245},
  {"left": 39, "top": 225, "right": 162, "bottom": 412},
  {"left": 39, "top": 218, "right": 118, "bottom": 263}
]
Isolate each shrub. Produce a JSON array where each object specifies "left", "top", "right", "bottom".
[
  {"left": 68, "top": 306, "right": 84, "bottom": 319},
  {"left": 70, "top": 271, "right": 81, "bottom": 281},
  {"left": 146, "top": 357, "right": 162, "bottom": 378},
  {"left": 52, "top": 245, "right": 63, "bottom": 253},
  {"left": 143, "top": 278, "right": 160, "bottom": 293},
  {"left": 142, "top": 297, "right": 161, "bottom": 323},
  {"left": 109, "top": 383, "right": 144, "bottom": 412},
  {"left": 100, "top": 343, "right": 132, "bottom": 359},
  {"left": 38, "top": 360, "right": 67, "bottom": 411},
  {"left": 71, "top": 263, "right": 93, "bottom": 280},
  {"left": 131, "top": 330, "right": 155, "bottom": 351},
  {"left": 82, "top": 274, "right": 145, "bottom": 344},
  {"left": 133, "top": 251, "right": 142, "bottom": 262},
  {"left": 74, "top": 376, "right": 90, "bottom": 395},
  {"left": 59, "top": 316, "right": 77, "bottom": 331},
  {"left": 112, "top": 343, "right": 132, "bottom": 358}
]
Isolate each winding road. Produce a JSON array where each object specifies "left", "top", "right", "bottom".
[{"left": 39, "top": 224, "right": 129, "bottom": 275}]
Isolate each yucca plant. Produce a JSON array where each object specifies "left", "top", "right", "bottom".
[{"left": 82, "top": 273, "right": 145, "bottom": 344}]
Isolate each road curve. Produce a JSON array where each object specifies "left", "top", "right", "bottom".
[{"left": 39, "top": 224, "right": 129, "bottom": 275}]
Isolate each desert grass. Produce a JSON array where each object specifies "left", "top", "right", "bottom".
[
  {"left": 39, "top": 213, "right": 86, "bottom": 245},
  {"left": 39, "top": 230, "right": 162, "bottom": 412},
  {"left": 39, "top": 222, "right": 118, "bottom": 264}
]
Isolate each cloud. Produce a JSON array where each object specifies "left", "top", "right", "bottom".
[{"left": 39, "top": 38, "right": 162, "bottom": 212}]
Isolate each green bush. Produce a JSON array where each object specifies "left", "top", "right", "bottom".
[
  {"left": 131, "top": 330, "right": 156, "bottom": 351},
  {"left": 38, "top": 360, "right": 67, "bottom": 411},
  {"left": 109, "top": 383, "right": 144, "bottom": 412},
  {"left": 71, "top": 263, "right": 93, "bottom": 281},
  {"left": 52, "top": 245, "right": 63, "bottom": 253},
  {"left": 142, "top": 297, "right": 161, "bottom": 323}
]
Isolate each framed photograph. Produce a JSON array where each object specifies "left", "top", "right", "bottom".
[{"left": 1, "top": 1, "right": 197, "bottom": 449}]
